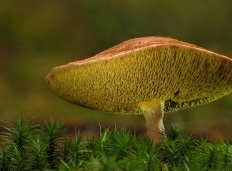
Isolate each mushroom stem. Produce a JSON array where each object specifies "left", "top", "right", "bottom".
[{"left": 138, "top": 99, "right": 165, "bottom": 144}]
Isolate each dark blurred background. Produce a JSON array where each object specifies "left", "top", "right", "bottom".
[{"left": 0, "top": 0, "right": 232, "bottom": 140}]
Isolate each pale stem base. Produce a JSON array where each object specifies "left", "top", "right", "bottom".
[{"left": 138, "top": 99, "right": 165, "bottom": 144}]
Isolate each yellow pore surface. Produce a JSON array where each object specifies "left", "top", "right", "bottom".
[{"left": 46, "top": 37, "right": 232, "bottom": 114}]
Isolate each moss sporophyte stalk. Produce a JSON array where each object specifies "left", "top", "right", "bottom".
[{"left": 46, "top": 36, "right": 232, "bottom": 144}]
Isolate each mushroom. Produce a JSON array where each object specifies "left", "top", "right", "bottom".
[{"left": 46, "top": 37, "right": 232, "bottom": 144}]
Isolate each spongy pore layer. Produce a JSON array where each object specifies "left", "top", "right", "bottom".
[{"left": 46, "top": 37, "right": 232, "bottom": 114}]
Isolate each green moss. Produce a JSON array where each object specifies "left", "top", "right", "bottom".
[{"left": 0, "top": 117, "right": 232, "bottom": 171}]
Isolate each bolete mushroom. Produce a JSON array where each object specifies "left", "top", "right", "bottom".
[{"left": 46, "top": 37, "right": 232, "bottom": 144}]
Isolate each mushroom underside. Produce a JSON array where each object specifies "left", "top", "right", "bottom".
[{"left": 164, "top": 95, "right": 218, "bottom": 113}]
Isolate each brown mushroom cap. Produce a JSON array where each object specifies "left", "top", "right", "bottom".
[{"left": 46, "top": 37, "right": 232, "bottom": 114}]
